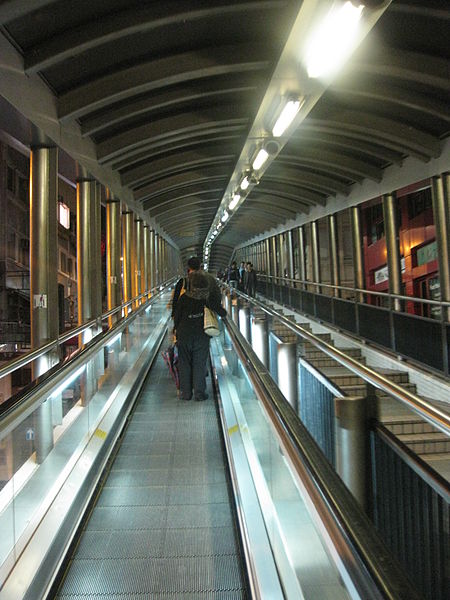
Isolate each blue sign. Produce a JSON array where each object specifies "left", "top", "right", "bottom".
[{"left": 26, "top": 428, "right": 34, "bottom": 441}]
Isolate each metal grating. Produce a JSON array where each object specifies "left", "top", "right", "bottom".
[{"left": 55, "top": 339, "right": 248, "bottom": 598}]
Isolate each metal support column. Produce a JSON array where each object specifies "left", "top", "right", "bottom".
[
  {"left": 106, "top": 191, "right": 122, "bottom": 325},
  {"left": 278, "top": 233, "right": 286, "bottom": 279},
  {"left": 334, "top": 396, "right": 367, "bottom": 509},
  {"left": 298, "top": 226, "right": 307, "bottom": 290},
  {"left": 431, "top": 174, "right": 450, "bottom": 322},
  {"left": 143, "top": 224, "right": 150, "bottom": 296},
  {"left": 351, "top": 206, "right": 365, "bottom": 303},
  {"left": 239, "top": 303, "right": 251, "bottom": 343},
  {"left": 77, "top": 170, "right": 98, "bottom": 405},
  {"left": 155, "top": 233, "right": 160, "bottom": 285},
  {"left": 287, "top": 230, "right": 295, "bottom": 280},
  {"left": 382, "top": 193, "right": 402, "bottom": 312},
  {"left": 328, "top": 214, "right": 341, "bottom": 298},
  {"left": 130, "top": 216, "right": 139, "bottom": 308},
  {"left": 30, "top": 146, "right": 58, "bottom": 462},
  {"left": 149, "top": 229, "right": 155, "bottom": 293},
  {"left": 311, "top": 220, "right": 321, "bottom": 294},
  {"left": 94, "top": 182, "right": 103, "bottom": 326},
  {"left": 251, "top": 311, "right": 268, "bottom": 367},
  {"left": 122, "top": 210, "right": 133, "bottom": 315}
]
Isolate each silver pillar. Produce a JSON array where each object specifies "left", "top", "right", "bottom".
[
  {"left": 271, "top": 236, "right": 278, "bottom": 279},
  {"left": 297, "top": 226, "right": 307, "bottom": 289},
  {"left": 382, "top": 193, "right": 402, "bottom": 311},
  {"left": 130, "top": 216, "right": 139, "bottom": 308},
  {"left": 154, "top": 233, "right": 160, "bottom": 285},
  {"left": 106, "top": 192, "right": 122, "bottom": 324},
  {"left": 431, "top": 174, "right": 450, "bottom": 321},
  {"left": 30, "top": 146, "right": 58, "bottom": 463},
  {"left": 149, "top": 229, "right": 155, "bottom": 293},
  {"left": 251, "top": 313, "right": 268, "bottom": 367},
  {"left": 239, "top": 304, "right": 251, "bottom": 343},
  {"left": 287, "top": 230, "right": 295, "bottom": 280},
  {"left": 334, "top": 396, "right": 367, "bottom": 509},
  {"left": 77, "top": 172, "right": 99, "bottom": 404},
  {"left": 276, "top": 336, "right": 298, "bottom": 411},
  {"left": 311, "top": 220, "right": 321, "bottom": 293},
  {"left": 351, "top": 206, "right": 365, "bottom": 302},
  {"left": 231, "top": 296, "right": 239, "bottom": 326},
  {"left": 122, "top": 210, "right": 133, "bottom": 315},
  {"left": 328, "top": 214, "right": 341, "bottom": 298},
  {"left": 94, "top": 182, "right": 103, "bottom": 323},
  {"left": 135, "top": 218, "right": 143, "bottom": 303},
  {"left": 143, "top": 224, "right": 150, "bottom": 296},
  {"left": 278, "top": 233, "right": 286, "bottom": 278},
  {"left": 77, "top": 175, "right": 97, "bottom": 329}
]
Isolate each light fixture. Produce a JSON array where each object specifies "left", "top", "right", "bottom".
[
  {"left": 221, "top": 210, "right": 229, "bottom": 223},
  {"left": 240, "top": 176, "right": 249, "bottom": 191},
  {"left": 252, "top": 148, "right": 269, "bottom": 171},
  {"left": 305, "top": 1, "right": 364, "bottom": 79},
  {"left": 229, "top": 194, "right": 240, "bottom": 210},
  {"left": 272, "top": 97, "right": 304, "bottom": 137}
]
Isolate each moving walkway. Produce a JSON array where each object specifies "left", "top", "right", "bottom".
[{"left": 0, "top": 287, "right": 423, "bottom": 599}]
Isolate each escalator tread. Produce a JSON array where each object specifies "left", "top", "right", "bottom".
[{"left": 54, "top": 343, "right": 248, "bottom": 599}]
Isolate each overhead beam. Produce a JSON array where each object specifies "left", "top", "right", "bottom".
[{"left": 58, "top": 44, "right": 269, "bottom": 120}]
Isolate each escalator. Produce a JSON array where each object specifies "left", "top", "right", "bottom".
[
  {"left": 0, "top": 288, "right": 422, "bottom": 599},
  {"left": 52, "top": 338, "right": 249, "bottom": 598}
]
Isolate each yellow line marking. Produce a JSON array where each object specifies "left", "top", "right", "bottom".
[
  {"left": 228, "top": 424, "right": 239, "bottom": 435},
  {"left": 95, "top": 428, "right": 107, "bottom": 440}
]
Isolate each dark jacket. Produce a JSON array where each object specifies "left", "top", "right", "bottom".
[
  {"left": 174, "top": 291, "right": 226, "bottom": 342},
  {"left": 245, "top": 269, "right": 257, "bottom": 295},
  {"left": 228, "top": 267, "right": 239, "bottom": 282},
  {"left": 171, "top": 270, "right": 221, "bottom": 317}
]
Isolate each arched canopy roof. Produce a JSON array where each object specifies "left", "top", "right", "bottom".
[{"left": 0, "top": 0, "right": 448, "bottom": 267}]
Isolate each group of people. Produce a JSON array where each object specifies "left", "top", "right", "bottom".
[{"left": 223, "top": 261, "right": 257, "bottom": 297}]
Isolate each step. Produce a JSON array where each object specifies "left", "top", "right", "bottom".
[
  {"left": 308, "top": 356, "right": 367, "bottom": 369},
  {"left": 397, "top": 432, "right": 450, "bottom": 455},
  {"left": 420, "top": 454, "right": 450, "bottom": 482},
  {"left": 301, "top": 346, "right": 363, "bottom": 360},
  {"left": 382, "top": 416, "right": 436, "bottom": 435}
]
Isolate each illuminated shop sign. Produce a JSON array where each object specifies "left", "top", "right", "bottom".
[{"left": 374, "top": 257, "right": 405, "bottom": 285}]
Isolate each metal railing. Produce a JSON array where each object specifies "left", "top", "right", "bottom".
[
  {"left": 0, "top": 279, "right": 177, "bottom": 433},
  {"left": 259, "top": 273, "right": 450, "bottom": 318},
  {"left": 222, "top": 313, "right": 421, "bottom": 600},
  {"left": 223, "top": 285, "right": 450, "bottom": 437},
  {"left": 0, "top": 280, "right": 177, "bottom": 384},
  {"left": 256, "top": 274, "right": 449, "bottom": 375}
]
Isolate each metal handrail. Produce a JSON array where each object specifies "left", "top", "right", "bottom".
[
  {"left": 0, "top": 281, "right": 174, "bottom": 439},
  {"left": 0, "top": 278, "right": 177, "bottom": 381},
  {"left": 223, "top": 315, "right": 421, "bottom": 600},
  {"left": 259, "top": 274, "right": 450, "bottom": 309},
  {"left": 226, "top": 286, "right": 450, "bottom": 436}
]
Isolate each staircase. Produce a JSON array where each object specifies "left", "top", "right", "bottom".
[{"left": 296, "top": 322, "right": 450, "bottom": 483}]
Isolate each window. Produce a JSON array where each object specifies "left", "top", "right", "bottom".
[
  {"left": 406, "top": 188, "right": 432, "bottom": 220},
  {"left": 366, "top": 203, "right": 384, "bottom": 245},
  {"left": 60, "top": 252, "right": 67, "bottom": 273},
  {"left": 67, "top": 257, "right": 73, "bottom": 278},
  {"left": 7, "top": 232, "right": 16, "bottom": 260},
  {"left": 58, "top": 202, "right": 70, "bottom": 229},
  {"left": 6, "top": 165, "right": 15, "bottom": 193},
  {"left": 18, "top": 176, "right": 28, "bottom": 203}
]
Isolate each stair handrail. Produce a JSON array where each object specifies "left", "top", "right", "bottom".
[{"left": 225, "top": 285, "right": 450, "bottom": 436}]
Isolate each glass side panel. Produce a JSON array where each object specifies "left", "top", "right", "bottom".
[
  {"left": 212, "top": 327, "right": 352, "bottom": 600},
  {"left": 0, "top": 295, "right": 169, "bottom": 585}
]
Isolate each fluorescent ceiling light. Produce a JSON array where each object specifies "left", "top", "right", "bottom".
[
  {"left": 305, "top": 1, "right": 363, "bottom": 79},
  {"left": 252, "top": 149, "right": 269, "bottom": 171},
  {"left": 240, "top": 176, "right": 249, "bottom": 191},
  {"left": 229, "top": 194, "right": 240, "bottom": 210},
  {"left": 272, "top": 98, "right": 303, "bottom": 137},
  {"left": 221, "top": 210, "right": 229, "bottom": 222}
]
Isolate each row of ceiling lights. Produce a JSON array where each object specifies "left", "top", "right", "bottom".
[{"left": 204, "top": 1, "right": 371, "bottom": 269}]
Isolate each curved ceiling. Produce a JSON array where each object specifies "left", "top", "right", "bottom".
[{"left": 1, "top": 0, "right": 449, "bottom": 267}]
